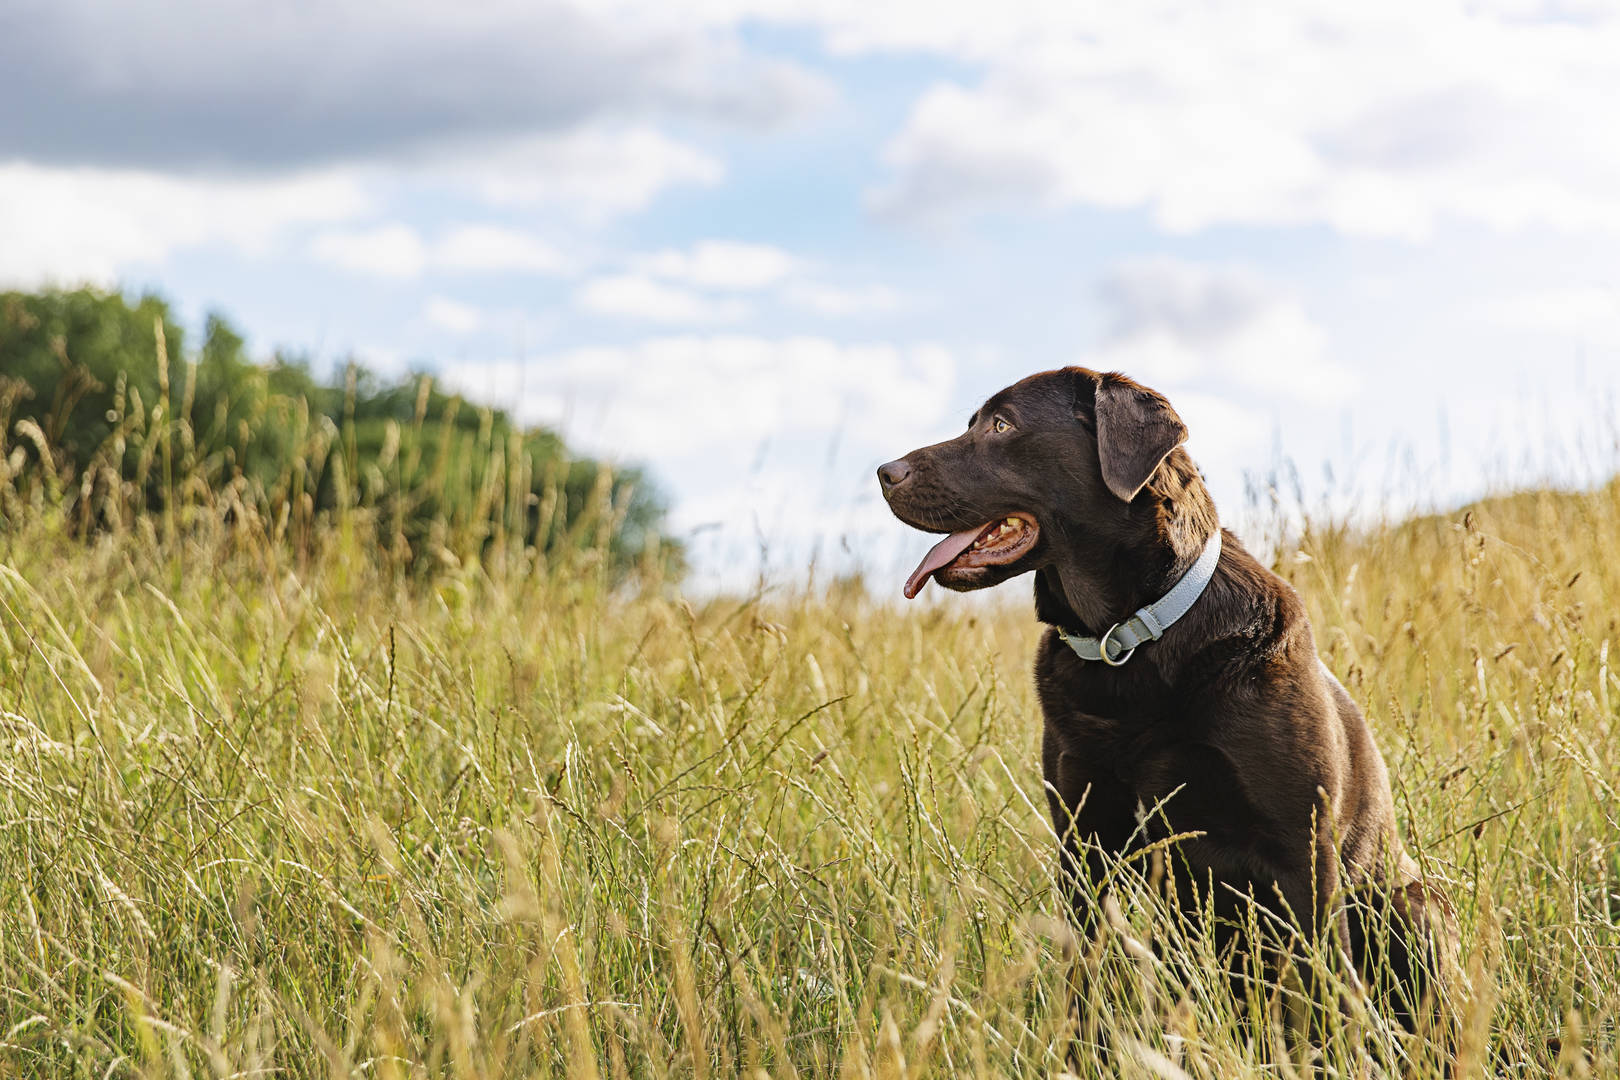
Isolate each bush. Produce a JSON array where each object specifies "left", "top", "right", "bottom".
[{"left": 0, "top": 287, "right": 678, "bottom": 578}]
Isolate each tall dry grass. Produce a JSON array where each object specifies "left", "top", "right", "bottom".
[{"left": 0, "top": 403, "right": 1616, "bottom": 1077}]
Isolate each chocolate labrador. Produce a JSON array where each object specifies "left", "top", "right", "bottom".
[{"left": 878, "top": 367, "right": 1455, "bottom": 1042}]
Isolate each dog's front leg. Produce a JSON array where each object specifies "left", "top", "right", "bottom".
[
  {"left": 1042, "top": 742, "right": 1139, "bottom": 929},
  {"left": 1042, "top": 736, "right": 1139, "bottom": 1066}
]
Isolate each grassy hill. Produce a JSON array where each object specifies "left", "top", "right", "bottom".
[{"left": 0, "top": 453, "right": 1615, "bottom": 1076}]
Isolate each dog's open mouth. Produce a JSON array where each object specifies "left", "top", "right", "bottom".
[{"left": 903, "top": 513, "right": 1039, "bottom": 598}]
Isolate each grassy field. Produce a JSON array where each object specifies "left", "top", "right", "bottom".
[{"left": 1, "top": 453, "right": 1618, "bottom": 1077}]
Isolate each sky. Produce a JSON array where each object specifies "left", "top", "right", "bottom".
[{"left": 4, "top": 0, "right": 1619, "bottom": 592}]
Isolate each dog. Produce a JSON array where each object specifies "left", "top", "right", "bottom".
[{"left": 878, "top": 367, "right": 1456, "bottom": 1049}]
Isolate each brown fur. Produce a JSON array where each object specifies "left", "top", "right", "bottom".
[{"left": 879, "top": 367, "right": 1457, "bottom": 1045}]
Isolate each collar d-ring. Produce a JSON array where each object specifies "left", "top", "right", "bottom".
[{"left": 1098, "top": 622, "right": 1136, "bottom": 666}]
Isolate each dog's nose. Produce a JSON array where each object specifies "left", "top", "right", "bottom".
[{"left": 877, "top": 459, "right": 912, "bottom": 493}]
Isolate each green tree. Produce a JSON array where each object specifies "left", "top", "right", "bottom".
[{"left": 0, "top": 287, "right": 677, "bottom": 576}]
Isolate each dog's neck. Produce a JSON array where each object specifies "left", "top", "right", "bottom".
[
  {"left": 1034, "top": 538, "right": 1207, "bottom": 637},
  {"left": 1034, "top": 449, "right": 1221, "bottom": 640}
]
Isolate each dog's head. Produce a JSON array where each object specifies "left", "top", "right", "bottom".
[{"left": 878, "top": 368, "right": 1200, "bottom": 599}]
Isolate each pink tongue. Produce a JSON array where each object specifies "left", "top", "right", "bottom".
[{"left": 903, "top": 524, "right": 990, "bottom": 599}]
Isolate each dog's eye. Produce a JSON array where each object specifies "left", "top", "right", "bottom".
[{"left": 992, "top": 417, "right": 1011, "bottom": 434}]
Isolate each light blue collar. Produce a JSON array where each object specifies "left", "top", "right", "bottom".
[{"left": 1057, "top": 530, "right": 1222, "bottom": 667}]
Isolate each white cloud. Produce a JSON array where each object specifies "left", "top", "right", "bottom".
[
  {"left": 309, "top": 223, "right": 428, "bottom": 278},
  {"left": 4, "top": 0, "right": 828, "bottom": 170},
  {"left": 0, "top": 162, "right": 370, "bottom": 286},
  {"left": 438, "top": 336, "right": 956, "bottom": 461},
  {"left": 431, "top": 127, "right": 724, "bottom": 219},
  {"left": 0, "top": 3, "right": 810, "bottom": 292},
  {"left": 436, "top": 225, "right": 570, "bottom": 274},
  {"left": 632, "top": 240, "right": 800, "bottom": 289},
  {"left": 4, "top": 124, "right": 722, "bottom": 288},
  {"left": 619, "top": 240, "right": 909, "bottom": 320},
  {"left": 1493, "top": 285, "right": 1620, "bottom": 348},
  {"left": 1086, "top": 258, "right": 1353, "bottom": 405},
  {"left": 1153, "top": 390, "right": 1271, "bottom": 481},
  {"left": 783, "top": 281, "right": 904, "bottom": 316},
  {"left": 310, "top": 222, "right": 574, "bottom": 280},
  {"left": 423, "top": 296, "right": 483, "bottom": 333},
  {"left": 574, "top": 274, "right": 749, "bottom": 323},
  {"left": 835, "top": 3, "right": 1620, "bottom": 237}
]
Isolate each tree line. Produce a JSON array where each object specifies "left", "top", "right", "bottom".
[{"left": 0, "top": 287, "right": 677, "bottom": 577}]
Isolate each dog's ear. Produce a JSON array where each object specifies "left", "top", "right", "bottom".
[{"left": 1092, "top": 373, "right": 1188, "bottom": 502}]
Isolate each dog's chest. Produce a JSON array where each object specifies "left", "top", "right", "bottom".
[
  {"left": 1045, "top": 703, "right": 1163, "bottom": 777},
  {"left": 1039, "top": 655, "right": 1173, "bottom": 749},
  {"left": 1036, "top": 665, "right": 1215, "bottom": 794},
  {"left": 1050, "top": 704, "right": 1138, "bottom": 745}
]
